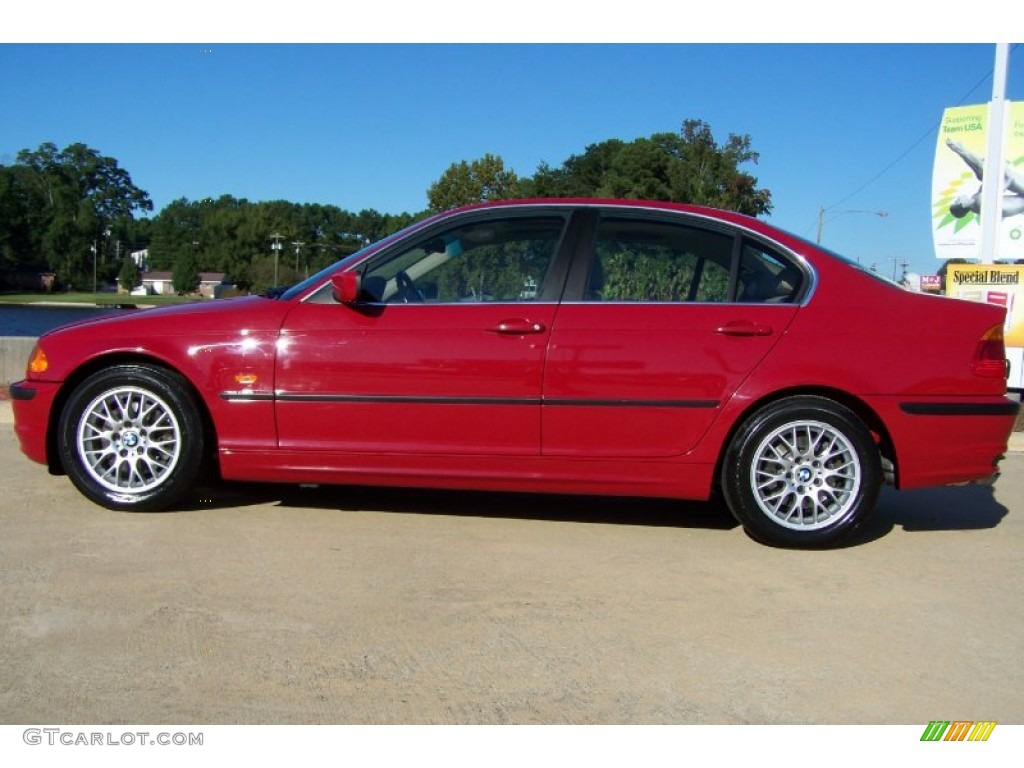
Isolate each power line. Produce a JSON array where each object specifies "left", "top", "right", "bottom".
[{"left": 823, "top": 44, "right": 1019, "bottom": 215}]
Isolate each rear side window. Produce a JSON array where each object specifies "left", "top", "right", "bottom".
[
  {"left": 585, "top": 218, "right": 734, "bottom": 303},
  {"left": 736, "top": 240, "right": 805, "bottom": 303}
]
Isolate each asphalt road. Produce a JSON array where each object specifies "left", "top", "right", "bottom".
[{"left": 1, "top": 402, "right": 1021, "bottom": 725}]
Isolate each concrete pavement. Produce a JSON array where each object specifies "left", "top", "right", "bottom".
[
  {"left": 1010, "top": 430, "right": 1024, "bottom": 452},
  {"left": 2, "top": 404, "right": 1022, "bottom": 725}
]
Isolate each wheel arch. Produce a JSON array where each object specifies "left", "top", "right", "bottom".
[
  {"left": 712, "top": 386, "right": 898, "bottom": 490},
  {"left": 45, "top": 353, "right": 218, "bottom": 477}
]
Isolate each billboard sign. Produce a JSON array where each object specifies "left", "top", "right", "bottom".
[
  {"left": 946, "top": 263, "right": 1024, "bottom": 390},
  {"left": 932, "top": 103, "right": 1024, "bottom": 260},
  {"left": 945, "top": 263, "right": 1023, "bottom": 347}
]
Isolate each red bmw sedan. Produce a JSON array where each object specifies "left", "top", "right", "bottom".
[{"left": 9, "top": 200, "right": 1019, "bottom": 547}]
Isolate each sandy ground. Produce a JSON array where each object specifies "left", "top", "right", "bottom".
[{"left": 1, "top": 403, "right": 1022, "bottom": 725}]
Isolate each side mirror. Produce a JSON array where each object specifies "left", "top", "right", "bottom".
[{"left": 331, "top": 272, "right": 361, "bottom": 305}]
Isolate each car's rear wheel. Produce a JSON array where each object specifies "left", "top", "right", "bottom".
[
  {"left": 721, "top": 396, "right": 882, "bottom": 547},
  {"left": 58, "top": 364, "right": 205, "bottom": 511}
]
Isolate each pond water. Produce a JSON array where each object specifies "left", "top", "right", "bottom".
[{"left": 0, "top": 304, "right": 130, "bottom": 337}]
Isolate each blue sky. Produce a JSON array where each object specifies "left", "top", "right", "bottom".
[{"left": 2, "top": 11, "right": 1022, "bottom": 280}]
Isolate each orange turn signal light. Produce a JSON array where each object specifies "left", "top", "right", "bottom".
[{"left": 27, "top": 346, "right": 49, "bottom": 375}]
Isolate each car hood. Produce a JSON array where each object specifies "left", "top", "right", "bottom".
[{"left": 39, "top": 296, "right": 284, "bottom": 338}]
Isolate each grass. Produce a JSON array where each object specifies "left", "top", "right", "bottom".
[{"left": 0, "top": 292, "right": 198, "bottom": 306}]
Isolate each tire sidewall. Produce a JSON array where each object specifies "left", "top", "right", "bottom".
[
  {"left": 58, "top": 365, "right": 205, "bottom": 512},
  {"left": 722, "top": 397, "right": 882, "bottom": 548}
]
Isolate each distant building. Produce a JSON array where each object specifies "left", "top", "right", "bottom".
[
  {"left": 0, "top": 268, "right": 56, "bottom": 291},
  {"left": 139, "top": 271, "right": 228, "bottom": 299}
]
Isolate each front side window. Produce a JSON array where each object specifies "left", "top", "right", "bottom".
[
  {"left": 585, "top": 218, "right": 734, "bottom": 303},
  {"left": 361, "top": 216, "right": 566, "bottom": 304}
]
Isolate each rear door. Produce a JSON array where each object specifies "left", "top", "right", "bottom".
[{"left": 542, "top": 210, "right": 803, "bottom": 458}]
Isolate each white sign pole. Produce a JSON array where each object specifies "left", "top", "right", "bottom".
[{"left": 979, "top": 43, "right": 1009, "bottom": 265}]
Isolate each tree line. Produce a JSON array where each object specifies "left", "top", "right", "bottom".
[{"left": 0, "top": 119, "right": 772, "bottom": 296}]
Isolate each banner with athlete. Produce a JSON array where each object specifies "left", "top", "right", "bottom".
[{"left": 932, "top": 102, "right": 1024, "bottom": 260}]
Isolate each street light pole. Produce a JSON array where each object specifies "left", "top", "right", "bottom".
[
  {"left": 91, "top": 227, "right": 111, "bottom": 295},
  {"left": 269, "top": 232, "right": 284, "bottom": 286},
  {"left": 816, "top": 207, "right": 889, "bottom": 244}
]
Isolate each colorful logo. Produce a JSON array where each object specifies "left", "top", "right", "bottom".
[{"left": 921, "top": 721, "right": 997, "bottom": 742}]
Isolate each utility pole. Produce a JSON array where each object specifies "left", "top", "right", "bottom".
[
  {"left": 291, "top": 241, "right": 305, "bottom": 274},
  {"left": 885, "top": 256, "right": 897, "bottom": 281},
  {"left": 886, "top": 256, "right": 909, "bottom": 282}
]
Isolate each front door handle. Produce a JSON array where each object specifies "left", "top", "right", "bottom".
[
  {"left": 488, "top": 319, "right": 547, "bottom": 335},
  {"left": 715, "top": 321, "right": 773, "bottom": 337}
]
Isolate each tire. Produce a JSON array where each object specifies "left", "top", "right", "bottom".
[
  {"left": 58, "top": 364, "right": 206, "bottom": 511},
  {"left": 721, "top": 396, "right": 882, "bottom": 548}
]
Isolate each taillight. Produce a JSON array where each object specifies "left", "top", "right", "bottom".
[
  {"left": 972, "top": 325, "right": 1008, "bottom": 378},
  {"left": 27, "top": 345, "right": 48, "bottom": 376}
]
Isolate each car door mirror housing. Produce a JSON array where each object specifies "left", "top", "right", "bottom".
[{"left": 331, "top": 272, "right": 362, "bottom": 305}]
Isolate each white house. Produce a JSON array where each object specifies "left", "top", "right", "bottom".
[{"left": 139, "top": 271, "right": 227, "bottom": 299}]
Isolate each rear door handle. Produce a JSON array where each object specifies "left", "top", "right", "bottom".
[
  {"left": 715, "top": 321, "right": 773, "bottom": 337},
  {"left": 488, "top": 319, "right": 547, "bottom": 335}
]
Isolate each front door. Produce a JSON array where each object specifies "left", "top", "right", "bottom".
[{"left": 274, "top": 212, "right": 571, "bottom": 456}]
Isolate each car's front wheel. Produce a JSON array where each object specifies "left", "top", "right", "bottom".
[
  {"left": 58, "top": 364, "right": 206, "bottom": 511},
  {"left": 721, "top": 396, "right": 882, "bottom": 548}
]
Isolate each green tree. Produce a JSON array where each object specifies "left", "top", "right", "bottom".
[
  {"left": 521, "top": 119, "right": 772, "bottom": 216},
  {"left": 10, "top": 142, "right": 152, "bottom": 288},
  {"left": 598, "top": 138, "right": 675, "bottom": 200},
  {"left": 427, "top": 154, "right": 521, "bottom": 212},
  {"left": 670, "top": 119, "right": 772, "bottom": 214},
  {"left": 172, "top": 246, "right": 201, "bottom": 295},
  {"left": 526, "top": 140, "right": 626, "bottom": 198},
  {"left": 118, "top": 255, "right": 141, "bottom": 292},
  {"left": 149, "top": 197, "right": 201, "bottom": 272},
  {"left": 246, "top": 253, "right": 281, "bottom": 296},
  {"left": 0, "top": 165, "right": 36, "bottom": 270}
]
